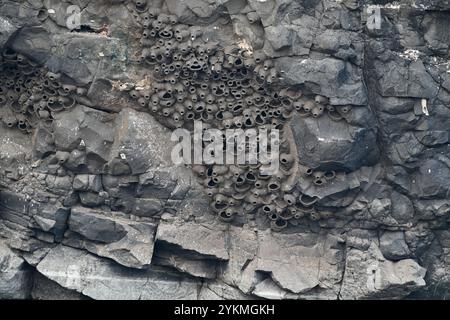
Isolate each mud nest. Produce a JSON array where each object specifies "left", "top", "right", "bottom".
[{"left": 126, "top": 1, "right": 350, "bottom": 230}]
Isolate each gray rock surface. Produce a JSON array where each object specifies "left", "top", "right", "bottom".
[
  {"left": 255, "top": 231, "right": 344, "bottom": 295},
  {"left": 275, "top": 57, "right": 368, "bottom": 106},
  {"left": 290, "top": 113, "right": 379, "bottom": 172},
  {"left": 0, "top": 240, "right": 32, "bottom": 299},
  {"left": 1, "top": 0, "right": 450, "bottom": 301},
  {"left": 37, "top": 245, "right": 201, "bottom": 300},
  {"left": 156, "top": 220, "right": 229, "bottom": 261},
  {"left": 31, "top": 271, "right": 89, "bottom": 300},
  {"left": 380, "top": 231, "right": 411, "bottom": 261},
  {"left": 340, "top": 242, "right": 426, "bottom": 299},
  {"left": 66, "top": 206, "right": 157, "bottom": 269}
]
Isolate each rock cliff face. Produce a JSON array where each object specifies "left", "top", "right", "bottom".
[{"left": 0, "top": 0, "right": 449, "bottom": 300}]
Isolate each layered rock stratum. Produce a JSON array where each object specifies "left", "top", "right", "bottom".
[{"left": 0, "top": 0, "right": 449, "bottom": 300}]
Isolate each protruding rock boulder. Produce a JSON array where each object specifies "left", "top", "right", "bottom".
[
  {"left": 37, "top": 245, "right": 201, "bottom": 300},
  {"left": 290, "top": 113, "right": 379, "bottom": 172},
  {"left": 0, "top": 240, "right": 32, "bottom": 299},
  {"left": 340, "top": 242, "right": 426, "bottom": 299}
]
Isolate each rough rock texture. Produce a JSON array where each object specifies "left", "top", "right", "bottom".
[
  {"left": 1, "top": 0, "right": 450, "bottom": 300},
  {"left": 37, "top": 245, "right": 201, "bottom": 300},
  {"left": 0, "top": 240, "right": 32, "bottom": 299},
  {"left": 31, "top": 272, "right": 89, "bottom": 300},
  {"left": 340, "top": 242, "right": 426, "bottom": 299}
]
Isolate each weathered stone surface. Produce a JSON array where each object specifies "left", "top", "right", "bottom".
[
  {"left": 69, "top": 207, "right": 127, "bottom": 243},
  {"left": 275, "top": 57, "right": 367, "bottom": 105},
  {"left": 298, "top": 165, "right": 383, "bottom": 205},
  {"left": 340, "top": 242, "right": 426, "bottom": 299},
  {"left": 10, "top": 31, "right": 136, "bottom": 89},
  {"left": 31, "top": 271, "right": 89, "bottom": 300},
  {"left": 153, "top": 243, "right": 218, "bottom": 279},
  {"left": 411, "top": 159, "right": 450, "bottom": 199},
  {"left": 264, "top": 17, "right": 318, "bottom": 57},
  {"left": 220, "top": 226, "right": 258, "bottom": 292},
  {"left": 156, "top": 220, "right": 229, "bottom": 261},
  {"left": 290, "top": 113, "right": 379, "bottom": 172},
  {"left": 372, "top": 58, "right": 440, "bottom": 99},
  {"left": 198, "top": 281, "right": 253, "bottom": 300},
  {"left": 380, "top": 231, "right": 411, "bottom": 261},
  {"left": 52, "top": 105, "right": 115, "bottom": 172},
  {"left": 255, "top": 231, "right": 344, "bottom": 294},
  {"left": 252, "top": 278, "right": 296, "bottom": 300},
  {"left": 313, "top": 29, "right": 363, "bottom": 65},
  {"left": 417, "top": 230, "right": 450, "bottom": 298},
  {"left": 110, "top": 108, "right": 176, "bottom": 175},
  {"left": 0, "top": 0, "right": 47, "bottom": 49},
  {"left": 0, "top": 126, "right": 32, "bottom": 177},
  {"left": 52, "top": 105, "right": 180, "bottom": 178},
  {"left": 166, "top": 0, "right": 224, "bottom": 23},
  {"left": 67, "top": 206, "right": 156, "bottom": 269},
  {"left": 29, "top": 201, "right": 70, "bottom": 241},
  {"left": 37, "top": 245, "right": 201, "bottom": 300},
  {"left": 0, "top": 16, "right": 17, "bottom": 49},
  {"left": 0, "top": 240, "right": 32, "bottom": 299},
  {"left": 413, "top": 0, "right": 450, "bottom": 11}
]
